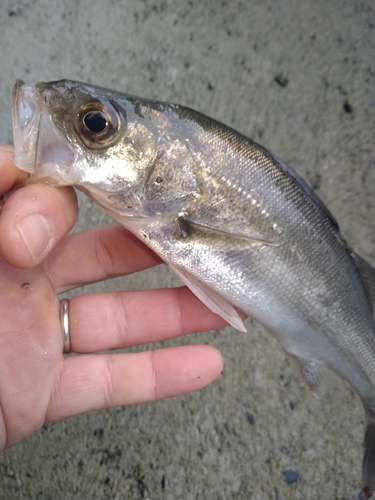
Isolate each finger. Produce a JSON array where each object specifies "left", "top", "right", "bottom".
[
  {"left": 69, "top": 287, "right": 231, "bottom": 353},
  {"left": 45, "top": 225, "right": 162, "bottom": 293},
  {"left": 46, "top": 345, "right": 223, "bottom": 421},
  {"left": 0, "top": 145, "right": 22, "bottom": 194},
  {"left": 0, "top": 183, "right": 78, "bottom": 268}
]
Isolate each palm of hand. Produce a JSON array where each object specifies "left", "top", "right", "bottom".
[
  {"left": 0, "top": 259, "right": 61, "bottom": 449},
  {"left": 0, "top": 147, "right": 225, "bottom": 450}
]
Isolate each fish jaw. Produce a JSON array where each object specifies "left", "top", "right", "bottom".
[{"left": 12, "top": 79, "right": 78, "bottom": 186}]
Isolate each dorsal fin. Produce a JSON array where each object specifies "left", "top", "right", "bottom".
[
  {"left": 273, "top": 154, "right": 339, "bottom": 230},
  {"left": 352, "top": 253, "right": 375, "bottom": 317}
]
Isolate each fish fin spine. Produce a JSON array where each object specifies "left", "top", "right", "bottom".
[
  {"left": 286, "top": 354, "right": 337, "bottom": 398},
  {"left": 362, "top": 412, "right": 375, "bottom": 499}
]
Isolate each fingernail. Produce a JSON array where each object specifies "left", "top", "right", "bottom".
[{"left": 16, "top": 214, "right": 52, "bottom": 261}]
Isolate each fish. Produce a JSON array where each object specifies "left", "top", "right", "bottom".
[{"left": 11, "top": 79, "right": 375, "bottom": 498}]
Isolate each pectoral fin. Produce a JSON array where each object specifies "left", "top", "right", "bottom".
[
  {"left": 171, "top": 266, "right": 247, "bottom": 332},
  {"left": 179, "top": 216, "right": 280, "bottom": 247}
]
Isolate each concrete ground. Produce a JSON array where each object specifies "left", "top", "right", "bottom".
[{"left": 0, "top": 0, "right": 374, "bottom": 498}]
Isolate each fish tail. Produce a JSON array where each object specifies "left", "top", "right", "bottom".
[{"left": 362, "top": 414, "right": 375, "bottom": 499}]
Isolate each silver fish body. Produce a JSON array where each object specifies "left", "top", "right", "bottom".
[{"left": 11, "top": 79, "right": 375, "bottom": 497}]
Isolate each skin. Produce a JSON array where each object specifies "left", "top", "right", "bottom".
[{"left": 0, "top": 145, "right": 226, "bottom": 451}]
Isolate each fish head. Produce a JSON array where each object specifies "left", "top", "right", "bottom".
[{"left": 12, "top": 79, "right": 199, "bottom": 219}]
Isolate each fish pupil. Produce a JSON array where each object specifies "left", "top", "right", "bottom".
[{"left": 83, "top": 111, "right": 108, "bottom": 133}]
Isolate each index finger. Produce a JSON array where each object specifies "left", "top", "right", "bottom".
[{"left": 0, "top": 145, "right": 22, "bottom": 194}]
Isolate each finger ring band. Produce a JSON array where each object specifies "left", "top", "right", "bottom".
[{"left": 60, "top": 298, "right": 71, "bottom": 354}]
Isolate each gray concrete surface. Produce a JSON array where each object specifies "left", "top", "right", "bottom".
[{"left": 0, "top": 0, "right": 374, "bottom": 498}]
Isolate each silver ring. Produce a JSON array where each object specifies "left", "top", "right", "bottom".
[{"left": 60, "top": 298, "right": 71, "bottom": 354}]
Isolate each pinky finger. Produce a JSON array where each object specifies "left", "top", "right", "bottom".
[{"left": 46, "top": 345, "right": 223, "bottom": 422}]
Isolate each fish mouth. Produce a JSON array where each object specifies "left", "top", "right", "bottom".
[
  {"left": 12, "top": 79, "right": 42, "bottom": 174},
  {"left": 12, "top": 79, "right": 75, "bottom": 185}
]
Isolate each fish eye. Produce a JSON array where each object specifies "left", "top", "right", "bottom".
[
  {"left": 83, "top": 111, "right": 108, "bottom": 134},
  {"left": 76, "top": 101, "right": 121, "bottom": 149}
]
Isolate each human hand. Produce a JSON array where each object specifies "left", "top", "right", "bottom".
[{"left": 0, "top": 145, "right": 225, "bottom": 450}]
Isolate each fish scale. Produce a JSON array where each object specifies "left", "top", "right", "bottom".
[{"left": 11, "top": 79, "right": 375, "bottom": 498}]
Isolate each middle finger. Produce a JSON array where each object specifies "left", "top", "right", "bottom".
[{"left": 68, "top": 286, "right": 229, "bottom": 353}]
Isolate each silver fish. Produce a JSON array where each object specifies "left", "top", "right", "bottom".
[{"left": 11, "top": 79, "right": 375, "bottom": 498}]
